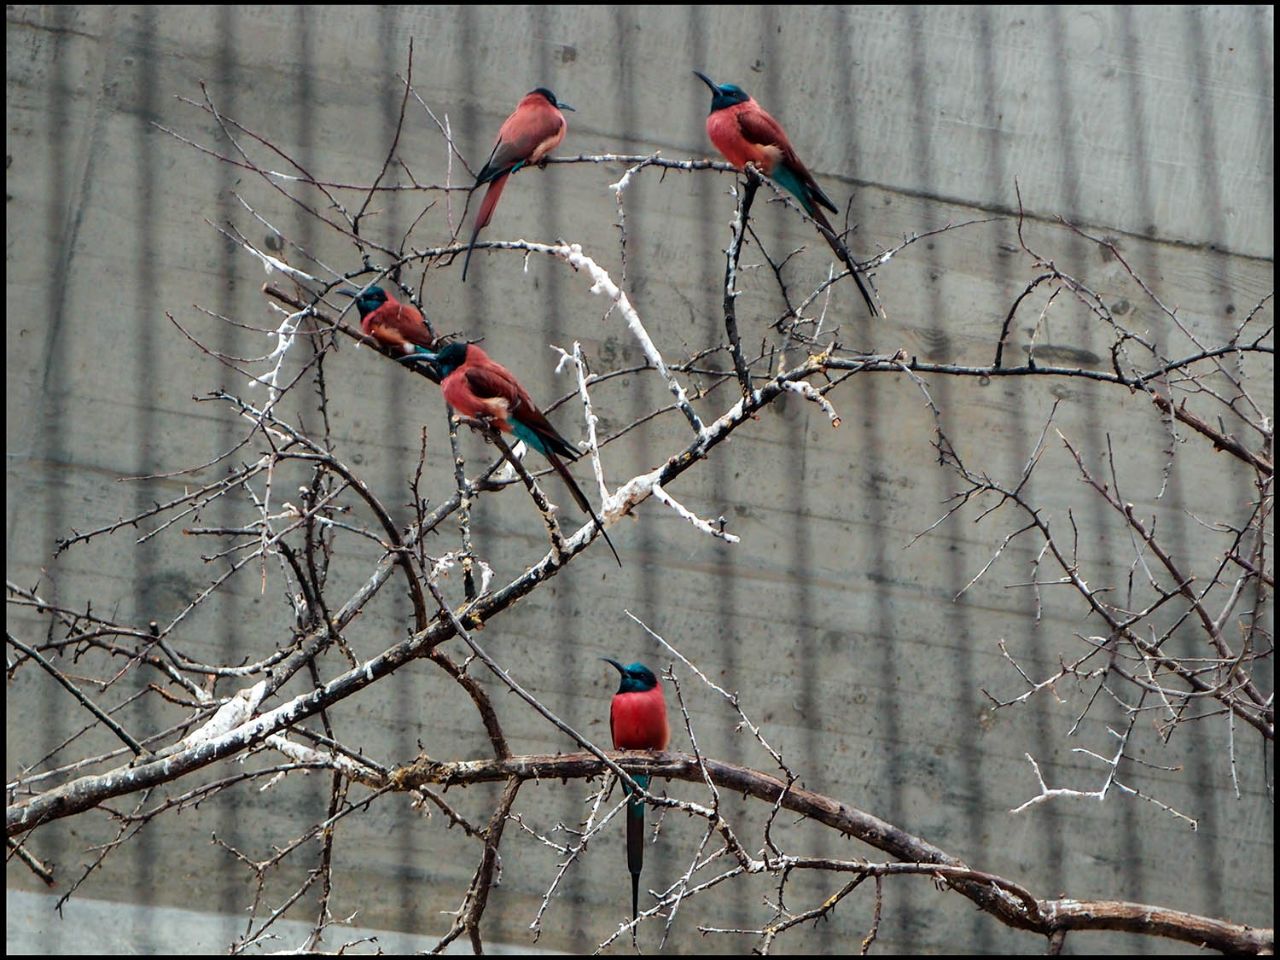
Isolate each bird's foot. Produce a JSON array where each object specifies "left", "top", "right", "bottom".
[{"left": 458, "top": 415, "right": 496, "bottom": 435}]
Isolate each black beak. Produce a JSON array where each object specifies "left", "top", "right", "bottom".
[
  {"left": 397, "top": 350, "right": 441, "bottom": 365},
  {"left": 601, "top": 657, "right": 626, "bottom": 676},
  {"left": 693, "top": 70, "right": 719, "bottom": 94}
]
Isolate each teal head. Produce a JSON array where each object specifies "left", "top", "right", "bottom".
[
  {"left": 694, "top": 71, "right": 750, "bottom": 113},
  {"left": 603, "top": 658, "right": 659, "bottom": 694},
  {"left": 352, "top": 285, "right": 389, "bottom": 319},
  {"left": 399, "top": 340, "right": 469, "bottom": 378},
  {"left": 531, "top": 87, "right": 575, "bottom": 112}
]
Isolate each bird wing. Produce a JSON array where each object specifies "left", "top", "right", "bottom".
[
  {"left": 375, "top": 304, "right": 432, "bottom": 351},
  {"left": 462, "top": 362, "right": 521, "bottom": 402},
  {"left": 395, "top": 306, "right": 434, "bottom": 350},
  {"left": 734, "top": 104, "right": 792, "bottom": 152},
  {"left": 460, "top": 363, "right": 520, "bottom": 417},
  {"left": 364, "top": 303, "right": 432, "bottom": 352},
  {"left": 735, "top": 109, "right": 838, "bottom": 215},
  {"left": 464, "top": 365, "right": 579, "bottom": 461},
  {"left": 477, "top": 111, "right": 564, "bottom": 183},
  {"left": 476, "top": 139, "right": 528, "bottom": 183}
]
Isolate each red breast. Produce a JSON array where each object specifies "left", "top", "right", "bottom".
[
  {"left": 611, "top": 687, "right": 670, "bottom": 751},
  {"left": 706, "top": 101, "right": 780, "bottom": 175}
]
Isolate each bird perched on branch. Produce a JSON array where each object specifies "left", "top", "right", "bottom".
[
  {"left": 694, "top": 70, "right": 878, "bottom": 316},
  {"left": 404, "top": 341, "right": 620, "bottom": 566},
  {"left": 348, "top": 285, "right": 435, "bottom": 356},
  {"left": 604, "top": 657, "right": 670, "bottom": 926},
  {"left": 462, "top": 87, "right": 575, "bottom": 282}
]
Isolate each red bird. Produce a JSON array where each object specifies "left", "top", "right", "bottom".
[
  {"left": 350, "top": 286, "right": 434, "bottom": 356},
  {"left": 462, "top": 87, "right": 575, "bottom": 282},
  {"left": 604, "top": 657, "right": 670, "bottom": 925},
  {"left": 694, "top": 70, "right": 878, "bottom": 316},
  {"left": 405, "top": 341, "right": 620, "bottom": 566}
]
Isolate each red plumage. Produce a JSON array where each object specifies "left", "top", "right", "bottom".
[
  {"left": 706, "top": 102, "right": 819, "bottom": 201},
  {"left": 610, "top": 685, "right": 670, "bottom": 752},
  {"left": 359, "top": 295, "right": 433, "bottom": 356},
  {"left": 436, "top": 345, "right": 574, "bottom": 458}
]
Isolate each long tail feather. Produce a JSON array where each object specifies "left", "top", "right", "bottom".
[
  {"left": 625, "top": 775, "right": 649, "bottom": 922},
  {"left": 473, "top": 171, "right": 509, "bottom": 234},
  {"left": 809, "top": 205, "right": 879, "bottom": 318},
  {"left": 461, "top": 172, "right": 510, "bottom": 283},
  {"left": 513, "top": 417, "right": 580, "bottom": 462},
  {"left": 546, "top": 452, "right": 623, "bottom": 568}
]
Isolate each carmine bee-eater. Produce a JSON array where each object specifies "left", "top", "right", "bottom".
[
  {"left": 693, "top": 70, "right": 878, "bottom": 316},
  {"left": 603, "top": 657, "right": 670, "bottom": 925},
  {"left": 349, "top": 286, "right": 434, "bottom": 355},
  {"left": 405, "top": 341, "right": 621, "bottom": 566},
  {"left": 462, "top": 87, "right": 575, "bottom": 282}
]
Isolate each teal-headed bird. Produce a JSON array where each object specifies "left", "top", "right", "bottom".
[
  {"left": 694, "top": 70, "right": 878, "bottom": 316},
  {"left": 350, "top": 286, "right": 434, "bottom": 355},
  {"left": 405, "top": 341, "right": 620, "bottom": 566},
  {"left": 604, "top": 657, "right": 670, "bottom": 924}
]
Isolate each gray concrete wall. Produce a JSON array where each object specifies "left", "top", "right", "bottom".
[{"left": 6, "top": 5, "right": 1273, "bottom": 955}]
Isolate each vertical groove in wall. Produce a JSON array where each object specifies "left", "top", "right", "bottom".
[
  {"left": 35, "top": 7, "right": 74, "bottom": 947},
  {"left": 213, "top": 5, "right": 245, "bottom": 936}
]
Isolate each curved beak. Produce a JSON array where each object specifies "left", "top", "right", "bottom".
[
  {"left": 557, "top": 100, "right": 576, "bottom": 112},
  {"left": 601, "top": 657, "right": 626, "bottom": 676},
  {"left": 693, "top": 70, "right": 719, "bottom": 94},
  {"left": 397, "top": 349, "right": 441, "bottom": 365},
  {"left": 335, "top": 288, "right": 359, "bottom": 299}
]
